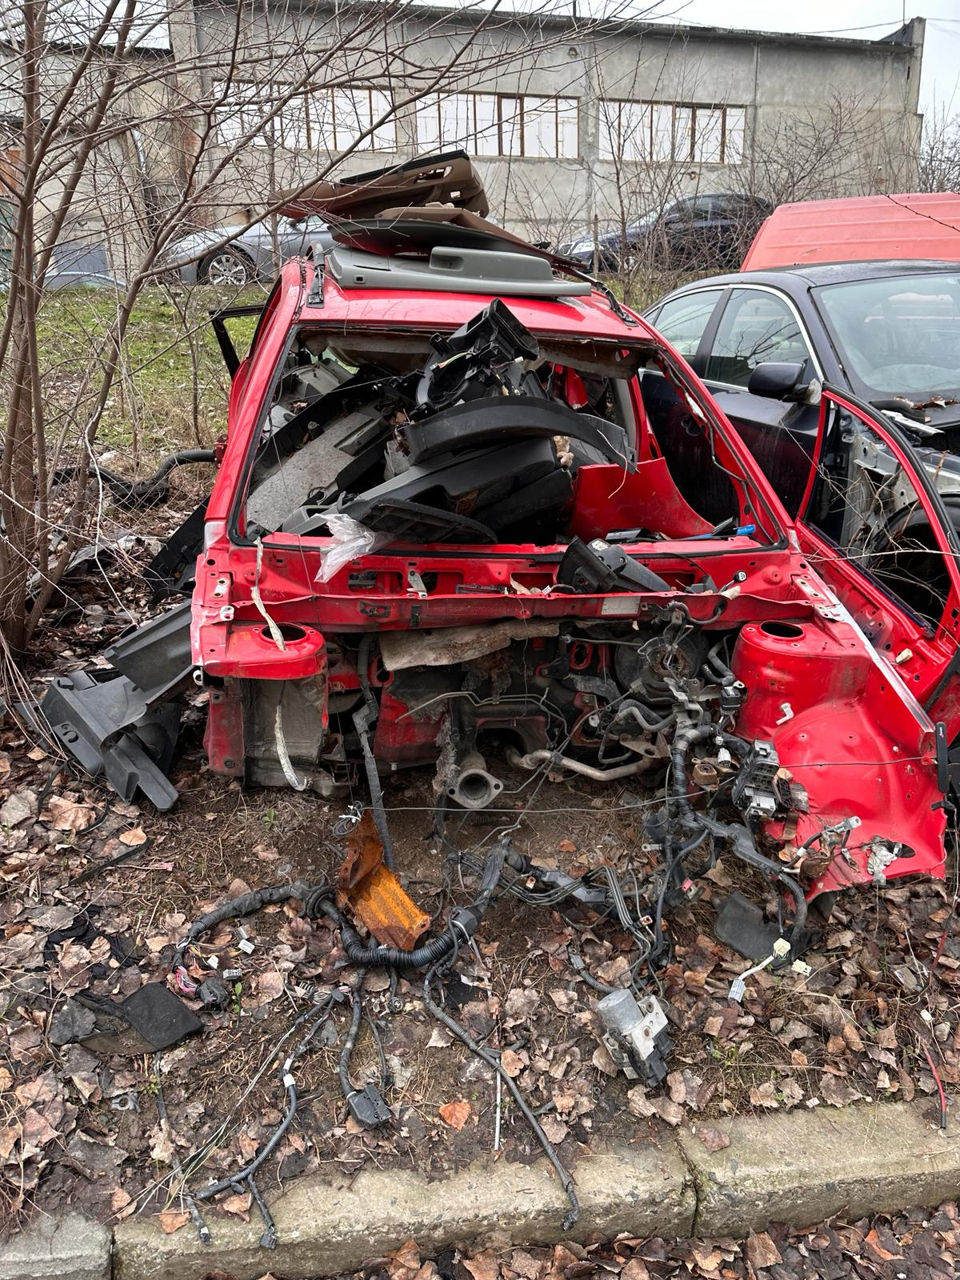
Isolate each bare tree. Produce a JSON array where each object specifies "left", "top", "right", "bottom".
[
  {"left": 0, "top": 0, "right": 598, "bottom": 663},
  {"left": 917, "top": 105, "right": 960, "bottom": 193},
  {"left": 736, "top": 91, "right": 920, "bottom": 207}
]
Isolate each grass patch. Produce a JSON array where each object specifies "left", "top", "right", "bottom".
[{"left": 33, "top": 283, "right": 264, "bottom": 473}]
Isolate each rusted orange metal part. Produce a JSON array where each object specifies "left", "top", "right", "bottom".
[{"left": 337, "top": 812, "right": 430, "bottom": 949}]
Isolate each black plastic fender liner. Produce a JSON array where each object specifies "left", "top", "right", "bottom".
[
  {"left": 402, "top": 395, "right": 635, "bottom": 467},
  {"left": 105, "top": 600, "right": 193, "bottom": 696},
  {"left": 144, "top": 499, "right": 208, "bottom": 599},
  {"left": 38, "top": 670, "right": 182, "bottom": 810},
  {"left": 34, "top": 602, "right": 194, "bottom": 810}
]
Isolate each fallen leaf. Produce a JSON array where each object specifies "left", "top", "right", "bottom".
[
  {"left": 0, "top": 789, "right": 36, "bottom": 826},
  {"left": 45, "top": 795, "right": 96, "bottom": 833},
  {"left": 0, "top": 1124, "right": 20, "bottom": 1159},
  {"left": 464, "top": 1252, "right": 500, "bottom": 1280},
  {"left": 110, "top": 1188, "right": 135, "bottom": 1220},
  {"left": 253, "top": 970, "right": 284, "bottom": 1006},
  {"left": 627, "top": 1086, "right": 656, "bottom": 1119},
  {"left": 118, "top": 826, "right": 148, "bottom": 847},
  {"left": 780, "top": 1079, "right": 804, "bottom": 1108},
  {"left": 221, "top": 1191, "right": 252, "bottom": 1220},
  {"left": 387, "top": 1238, "right": 421, "bottom": 1280},
  {"left": 21, "top": 1108, "right": 58, "bottom": 1147},
  {"left": 666, "top": 1071, "right": 686, "bottom": 1105},
  {"left": 237, "top": 1132, "right": 259, "bottom": 1162},
  {"left": 501, "top": 1049, "right": 526, "bottom": 1078},
  {"left": 653, "top": 1096, "right": 684, "bottom": 1126},
  {"left": 697, "top": 1126, "right": 730, "bottom": 1152},
  {"left": 158, "top": 1210, "right": 190, "bottom": 1234},
  {"left": 504, "top": 987, "right": 540, "bottom": 1021},
  {"left": 842, "top": 1021, "right": 864, "bottom": 1052},
  {"left": 540, "top": 1114, "right": 568, "bottom": 1144},
  {"left": 876, "top": 1024, "right": 899, "bottom": 1049},
  {"left": 149, "top": 1121, "right": 175, "bottom": 1164},
  {"left": 864, "top": 1226, "right": 905, "bottom": 1263},
  {"left": 507, "top": 1250, "right": 544, "bottom": 1280},
  {"left": 548, "top": 988, "right": 577, "bottom": 1014},
  {"left": 620, "top": 1260, "right": 650, "bottom": 1280},
  {"left": 557, "top": 839, "right": 576, "bottom": 854},
  {"left": 438, "top": 1100, "right": 471, "bottom": 1130},
  {"left": 745, "top": 1231, "right": 782, "bottom": 1269},
  {"left": 15, "top": 1071, "right": 58, "bottom": 1107},
  {"left": 749, "top": 1081, "right": 780, "bottom": 1110},
  {"left": 819, "top": 1073, "right": 862, "bottom": 1108},
  {"left": 591, "top": 1043, "right": 618, "bottom": 1076},
  {"left": 690, "top": 1242, "right": 728, "bottom": 1271},
  {"left": 596, "top": 955, "right": 631, "bottom": 987}
]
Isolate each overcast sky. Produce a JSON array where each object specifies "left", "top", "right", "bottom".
[{"left": 641, "top": 2, "right": 960, "bottom": 119}]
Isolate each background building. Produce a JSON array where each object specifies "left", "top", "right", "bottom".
[
  {"left": 179, "top": 4, "right": 925, "bottom": 241},
  {"left": 0, "top": 3, "right": 927, "bottom": 264}
]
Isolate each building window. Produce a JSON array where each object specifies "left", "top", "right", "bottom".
[
  {"left": 212, "top": 82, "right": 395, "bottom": 152},
  {"left": 416, "top": 92, "right": 578, "bottom": 158},
  {"left": 311, "top": 87, "right": 397, "bottom": 152},
  {"left": 599, "top": 100, "right": 745, "bottom": 165}
]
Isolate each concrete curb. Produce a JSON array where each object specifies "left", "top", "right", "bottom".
[
  {"left": 7, "top": 1098, "right": 958, "bottom": 1280},
  {"left": 679, "top": 1098, "right": 960, "bottom": 1236},
  {"left": 0, "top": 1211, "right": 110, "bottom": 1280},
  {"left": 112, "top": 1142, "right": 693, "bottom": 1280}
]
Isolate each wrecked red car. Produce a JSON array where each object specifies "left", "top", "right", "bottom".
[{"left": 41, "top": 156, "right": 960, "bottom": 943}]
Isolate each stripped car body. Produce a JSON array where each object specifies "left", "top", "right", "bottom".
[{"left": 41, "top": 156, "right": 960, "bottom": 929}]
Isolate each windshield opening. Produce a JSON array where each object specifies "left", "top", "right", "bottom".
[
  {"left": 816, "top": 273, "right": 960, "bottom": 404},
  {"left": 235, "top": 300, "right": 778, "bottom": 554}
]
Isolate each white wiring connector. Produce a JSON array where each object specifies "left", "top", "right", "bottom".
[{"left": 729, "top": 938, "right": 791, "bottom": 1002}]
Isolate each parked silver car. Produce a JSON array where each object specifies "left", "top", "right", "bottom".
[{"left": 162, "top": 214, "right": 331, "bottom": 285}]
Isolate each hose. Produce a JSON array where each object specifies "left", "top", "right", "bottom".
[
  {"left": 705, "top": 640, "right": 737, "bottom": 686},
  {"left": 506, "top": 747, "right": 654, "bottom": 783},
  {"left": 339, "top": 969, "right": 367, "bottom": 1099},
  {"left": 54, "top": 448, "right": 216, "bottom": 508},
  {"left": 609, "top": 701, "right": 676, "bottom": 735},
  {"left": 669, "top": 724, "right": 718, "bottom": 833},
  {"left": 174, "top": 880, "right": 315, "bottom": 968}
]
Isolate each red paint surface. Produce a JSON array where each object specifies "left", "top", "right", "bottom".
[
  {"left": 742, "top": 192, "right": 960, "bottom": 270},
  {"left": 191, "top": 260, "right": 960, "bottom": 900}
]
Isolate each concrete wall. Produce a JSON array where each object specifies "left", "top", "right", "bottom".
[
  {"left": 0, "top": 4, "right": 925, "bottom": 262},
  {"left": 177, "top": 4, "right": 924, "bottom": 240}
]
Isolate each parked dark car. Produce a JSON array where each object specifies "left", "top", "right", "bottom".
[
  {"left": 645, "top": 259, "right": 960, "bottom": 523},
  {"left": 558, "top": 194, "right": 770, "bottom": 272}
]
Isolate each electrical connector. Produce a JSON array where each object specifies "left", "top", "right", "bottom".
[
  {"left": 198, "top": 976, "right": 230, "bottom": 1011},
  {"left": 346, "top": 1083, "right": 391, "bottom": 1128}
]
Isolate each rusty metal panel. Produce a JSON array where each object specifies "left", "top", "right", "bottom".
[{"left": 337, "top": 813, "right": 430, "bottom": 950}]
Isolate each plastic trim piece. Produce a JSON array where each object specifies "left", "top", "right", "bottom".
[{"left": 326, "top": 244, "right": 592, "bottom": 298}]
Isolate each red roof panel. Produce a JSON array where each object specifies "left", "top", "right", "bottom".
[{"left": 741, "top": 192, "right": 960, "bottom": 270}]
